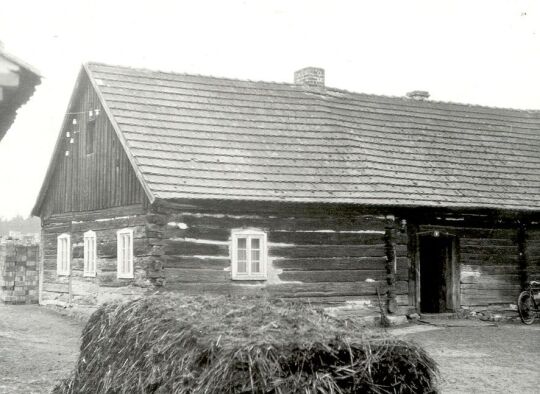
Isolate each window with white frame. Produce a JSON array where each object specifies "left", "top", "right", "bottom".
[
  {"left": 83, "top": 230, "right": 97, "bottom": 277},
  {"left": 57, "top": 234, "right": 70, "bottom": 276},
  {"left": 231, "top": 229, "right": 267, "bottom": 280},
  {"left": 117, "top": 228, "right": 134, "bottom": 278}
]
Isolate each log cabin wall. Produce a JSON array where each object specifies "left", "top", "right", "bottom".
[
  {"left": 415, "top": 221, "right": 522, "bottom": 309},
  {"left": 146, "top": 201, "right": 411, "bottom": 310},
  {"left": 525, "top": 226, "right": 540, "bottom": 282},
  {"left": 38, "top": 73, "right": 147, "bottom": 220},
  {"left": 39, "top": 206, "right": 156, "bottom": 307}
]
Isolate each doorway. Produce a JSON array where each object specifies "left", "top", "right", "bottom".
[{"left": 418, "top": 234, "right": 458, "bottom": 313}]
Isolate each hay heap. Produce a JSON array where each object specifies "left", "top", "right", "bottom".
[{"left": 54, "top": 294, "right": 438, "bottom": 393}]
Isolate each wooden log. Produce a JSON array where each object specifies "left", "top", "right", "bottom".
[
  {"left": 42, "top": 282, "right": 69, "bottom": 293},
  {"left": 164, "top": 268, "right": 230, "bottom": 283},
  {"left": 460, "top": 283, "right": 521, "bottom": 290},
  {"left": 78, "top": 226, "right": 147, "bottom": 240},
  {"left": 282, "top": 295, "right": 381, "bottom": 306},
  {"left": 278, "top": 269, "right": 387, "bottom": 283},
  {"left": 419, "top": 225, "right": 517, "bottom": 239},
  {"left": 162, "top": 256, "right": 230, "bottom": 269},
  {"left": 160, "top": 225, "right": 231, "bottom": 242},
  {"left": 461, "top": 264, "right": 519, "bottom": 275},
  {"left": 71, "top": 294, "right": 98, "bottom": 306},
  {"left": 70, "top": 279, "right": 99, "bottom": 296},
  {"left": 460, "top": 273, "right": 520, "bottom": 284},
  {"left": 159, "top": 282, "right": 266, "bottom": 297},
  {"left": 157, "top": 279, "right": 407, "bottom": 299},
  {"left": 524, "top": 245, "right": 540, "bottom": 255},
  {"left": 42, "top": 270, "right": 69, "bottom": 283},
  {"left": 267, "top": 281, "right": 409, "bottom": 298},
  {"left": 42, "top": 222, "right": 71, "bottom": 234},
  {"left": 46, "top": 205, "right": 146, "bottom": 224},
  {"left": 71, "top": 214, "right": 147, "bottom": 232},
  {"left": 460, "top": 253, "right": 519, "bottom": 265},
  {"left": 272, "top": 257, "right": 388, "bottom": 271},
  {"left": 460, "top": 245, "right": 519, "bottom": 254},
  {"left": 268, "top": 244, "right": 387, "bottom": 258},
  {"left": 461, "top": 293, "right": 517, "bottom": 303},
  {"left": 268, "top": 231, "right": 385, "bottom": 246},
  {"left": 155, "top": 212, "right": 389, "bottom": 232},
  {"left": 95, "top": 238, "right": 150, "bottom": 258},
  {"left": 461, "top": 238, "right": 516, "bottom": 247},
  {"left": 525, "top": 229, "right": 540, "bottom": 238},
  {"left": 163, "top": 240, "right": 229, "bottom": 256},
  {"left": 96, "top": 270, "right": 149, "bottom": 287}
]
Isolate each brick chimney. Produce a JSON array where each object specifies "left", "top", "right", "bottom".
[
  {"left": 406, "top": 90, "right": 430, "bottom": 100},
  {"left": 294, "top": 67, "right": 325, "bottom": 88}
]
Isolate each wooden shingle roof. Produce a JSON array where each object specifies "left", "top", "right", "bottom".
[{"left": 86, "top": 62, "right": 540, "bottom": 211}]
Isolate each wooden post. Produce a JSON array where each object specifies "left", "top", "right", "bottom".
[
  {"left": 384, "top": 226, "right": 397, "bottom": 313},
  {"left": 517, "top": 224, "right": 528, "bottom": 290}
]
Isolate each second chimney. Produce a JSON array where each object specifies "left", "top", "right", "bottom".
[
  {"left": 294, "top": 67, "right": 325, "bottom": 88},
  {"left": 406, "top": 90, "right": 430, "bottom": 100}
]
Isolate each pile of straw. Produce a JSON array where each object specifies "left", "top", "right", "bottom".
[{"left": 54, "top": 294, "right": 438, "bottom": 393}]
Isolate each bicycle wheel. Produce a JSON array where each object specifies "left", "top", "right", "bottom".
[{"left": 517, "top": 291, "right": 535, "bottom": 325}]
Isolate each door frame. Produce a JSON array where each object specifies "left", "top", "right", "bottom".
[{"left": 415, "top": 230, "right": 460, "bottom": 312}]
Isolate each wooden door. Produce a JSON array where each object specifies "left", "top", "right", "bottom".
[{"left": 418, "top": 234, "right": 459, "bottom": 312}]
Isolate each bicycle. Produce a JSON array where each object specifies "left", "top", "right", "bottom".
[{"left": 517, "top": 281, "right": 540, "bottom": 324}]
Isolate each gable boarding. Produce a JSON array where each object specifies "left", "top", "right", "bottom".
[{"left": 38, "top": 73, "right": 147, "bottom": 218}]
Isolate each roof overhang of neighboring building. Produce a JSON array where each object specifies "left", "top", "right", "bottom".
[{"left": 0, "top": 46, "right": 41, "bottom": 142}]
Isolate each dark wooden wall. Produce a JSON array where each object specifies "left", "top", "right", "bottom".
[
  {"left": 39, "top": 73, "right": 147, "bottom": 219},
  {"left": 38, "top": 199, "right": 539, "bottom": 312},
  {"left": 40, "top": 206, "right": 156, "bottom": 307},
  {"left": 145, "top": 201, "right": 410, "bottom": 308},
  {"left": 415, "top": 222, "right": 521, "bottom": 308},
  {"left": 525, "top": 227, "right": 540, "bottom": 282}
]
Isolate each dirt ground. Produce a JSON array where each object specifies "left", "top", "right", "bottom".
[
  {"left": 0, "top": 305, "right": 539, "bottom": 393},
  {"left": 0, "top": 305, "right": 84, "bottom": 394},
  {"left": 391, "top": 321, "right": 540, "bottom": 393}
]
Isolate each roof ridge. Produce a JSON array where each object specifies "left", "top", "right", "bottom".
[
  {"left": 326, "top": 87, "right": 540, "bottom": 114},
  {"left": 87, "top": 61, "right": 540, "bottom": 114},
  {"left": 85, "top": 61, "right": 299, "bottom": 89}
]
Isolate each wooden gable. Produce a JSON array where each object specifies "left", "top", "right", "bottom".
[{"left": 35, "top": 70, "right": 148, "bottom": 219}]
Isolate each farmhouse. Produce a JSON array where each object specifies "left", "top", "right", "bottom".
[
  {"left": 32, "top": 63, "right": 540, "bottom": 313},
  {"left": 0, "top": 45, "right": 41, "bottom": 142}
]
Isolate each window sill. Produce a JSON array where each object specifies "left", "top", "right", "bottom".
[
  {"left": 232, "top": 275, "right": 267, "bottom": 281},
  {"left": 83, "top": 272, "right": 97, "bottom": 278},
  {"left": 117, "top": 274, "right": 134, "bottom": 279},
  {"left": 57, "top": 272, "right": 70, "bottom": 276}
]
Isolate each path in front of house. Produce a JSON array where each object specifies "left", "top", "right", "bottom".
[
  {"left": 0, "top": 304, "right": 539, "bottom": 394},
  {"left": 390, "top": 320, "right": 540, "bottom": 393},
  {"left": 0, "top": 305, "right": 84, "bottom": 394}
]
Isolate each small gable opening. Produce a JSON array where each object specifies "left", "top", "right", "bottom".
[{"left": 86, "top": 118, "right": 96, "bottom": 155}]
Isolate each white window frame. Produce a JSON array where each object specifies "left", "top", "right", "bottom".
[
  {"left": 117, "top": 228, "right": 134, "bottom": 279},
  {"left": 56, "top": 233, "right": 70, "bottom": 276},
  {"left": 83, "top": 230, "right": 97, "bottom": 277},
  {"left": 231, "top": 229, "right": 267, "bottom": 280}
]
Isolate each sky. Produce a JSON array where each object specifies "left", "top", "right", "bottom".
[{"left": 0, "top": 0, "right": 539, "bottom": 219}]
